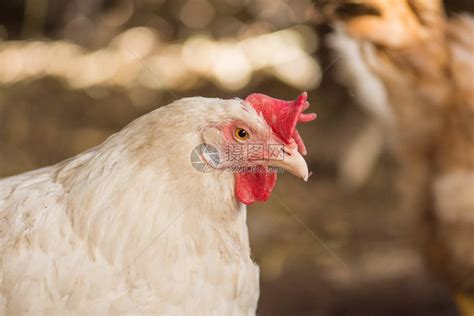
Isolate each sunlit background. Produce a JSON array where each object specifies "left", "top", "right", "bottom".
[{"left": 0, "top": 0, "right": 472, "bottom": 315}]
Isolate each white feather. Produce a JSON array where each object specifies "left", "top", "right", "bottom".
[{"left": 328, "top": 26, "right": 393, "bottom": 124}]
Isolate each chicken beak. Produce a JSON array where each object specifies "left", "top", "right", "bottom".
[{"left": 269, "top": 146, "right": 309, "bottom": 182}]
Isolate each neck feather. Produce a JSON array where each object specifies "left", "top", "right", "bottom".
[{"left": 55, "top": 107, "right": 248, "bottom": 268}]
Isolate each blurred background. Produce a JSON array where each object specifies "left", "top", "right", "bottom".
[{"left": 0, "top": 0, "right": 473, "bottom": 315}]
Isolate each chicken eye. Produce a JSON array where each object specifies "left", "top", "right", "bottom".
[{"left": 234, "top": 128, "right": 249, "bottom": 141}]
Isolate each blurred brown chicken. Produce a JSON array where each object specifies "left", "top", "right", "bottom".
[{"left": 321, "top": 0, "right": 474, "bottom": 314}]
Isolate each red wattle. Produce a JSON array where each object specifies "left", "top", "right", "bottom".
[{"left": 235, "top": 169, "right": 277, "bottom": 205}]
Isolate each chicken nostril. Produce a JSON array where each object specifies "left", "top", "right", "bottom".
[
  {"left": 282, "top": 148, "right": 292, "bottom": 156},
  {"left": 334, "top": 2, "right": 381, "bottom": 19}
]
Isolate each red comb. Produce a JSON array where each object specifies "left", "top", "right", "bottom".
[{"left": 245, "top": 92, "right": 316, "bottom": 155}]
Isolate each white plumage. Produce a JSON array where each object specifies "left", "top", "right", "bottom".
[{"left": 0, "top": 97, "right": 267, "bottom": 315}]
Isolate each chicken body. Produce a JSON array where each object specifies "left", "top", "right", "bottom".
[
  {"left": 324, "top": 0, "right": 474, "bottom": 313},
  {"left": 0, "top": 98, "right": 264, "bottom": 314}
]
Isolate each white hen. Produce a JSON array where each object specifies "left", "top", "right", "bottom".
[{"left": 0, "top": 94, "right": 315, "bottom": 314}]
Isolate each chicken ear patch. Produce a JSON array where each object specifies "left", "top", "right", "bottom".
[{"left": 245, "top": 92, "right": 316, "bottom": 155}]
